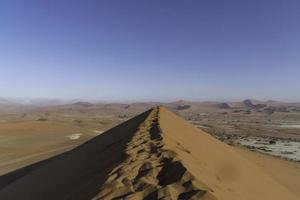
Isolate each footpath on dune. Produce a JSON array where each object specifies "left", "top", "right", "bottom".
[{"left": 0, "top": 107, "right": 298, "bottom": 200}]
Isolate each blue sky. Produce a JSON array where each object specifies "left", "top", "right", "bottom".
[{"left": 0, "top": 0, "right": 299, "bottom": 101}]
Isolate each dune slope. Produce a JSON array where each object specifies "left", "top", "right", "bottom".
[
  {"left": 159, "top": 107, "right": 298, "bottom": 200},
  {"left": 0, "top": 107, "right": 298, "bottom": 200}
]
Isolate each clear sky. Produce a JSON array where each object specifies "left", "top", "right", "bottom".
[{"left": 0, "top": 0, "right": 299, "bottom": 102}]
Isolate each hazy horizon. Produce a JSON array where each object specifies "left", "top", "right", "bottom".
[
  {"left": 2, "top": 96, "right": 300, "bottom": 105},
  {"left": 1, "top": 1, "right": 300, "bottom": 101}
]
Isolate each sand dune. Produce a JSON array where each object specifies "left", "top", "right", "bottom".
[{"left": 0, "top": 107, "right": 298, "bottom": 199}]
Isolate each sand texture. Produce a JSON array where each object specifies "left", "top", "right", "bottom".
[{"left": 0, "top": 107, "right": 298, "bottom": 200}]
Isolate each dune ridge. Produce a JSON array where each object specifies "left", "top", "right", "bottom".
[
  {"left": 0, "top": 107, "right": 298, "bottom": 200},
  {"left": 92, "top": 107, "right": 215, "bottom": 199}
]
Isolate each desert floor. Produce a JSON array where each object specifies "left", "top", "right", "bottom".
[{"left": 0, "top": 102, "right": 299, "bottom": 199}]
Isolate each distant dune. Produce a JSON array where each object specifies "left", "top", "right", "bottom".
[{"left": 0, "top": 107, "right": 298, "bottom": 200}]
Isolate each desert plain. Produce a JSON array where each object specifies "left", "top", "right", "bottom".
[{"left": 0, "top": 99, "right": 299, "bottom": 199}]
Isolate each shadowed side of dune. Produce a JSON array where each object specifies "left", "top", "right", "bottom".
[
  {"left": 0, "top": 109, "right": 153, "bottom": 200},
  {"left": 0, "top": 153, "right": 58, "bottom": 190}
]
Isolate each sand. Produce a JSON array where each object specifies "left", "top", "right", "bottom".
[
  {"left": 0, "top": 107, "right": 298, "bottom": 199},
  {"left": 235, "top": 147, "right": 300, "bottom": 197},
  {"left": 159, "top": 107, "right": 298, "bottom": 200}
]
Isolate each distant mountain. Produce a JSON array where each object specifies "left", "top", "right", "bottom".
[
  {"left": 71, "top": 102, "right": 94, "bottom": 107},
  {"left": 176, "top": 104, "right": 191, "bottom": 110},
  {"left": 243, "top": 99, "right": 255, "bottom": 108},
  {"left": 0, "top": 98, "right": 11, "bottom": 105},
  {"left": 218, "top": 102, "right": 231, "bottom": 109},
  {"left": 0, "top": 97, "right": 61, "bottom": 105},
  {"left": 1, "top": 98, "right": 300, "bottom": 114}
]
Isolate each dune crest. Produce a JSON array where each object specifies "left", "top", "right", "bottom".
[
  {"left": 0, "top": 107, "right": 298, "bottom": 200},
  {"left": 93, "top": 107, "right": 215, "bottom": 200}
]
